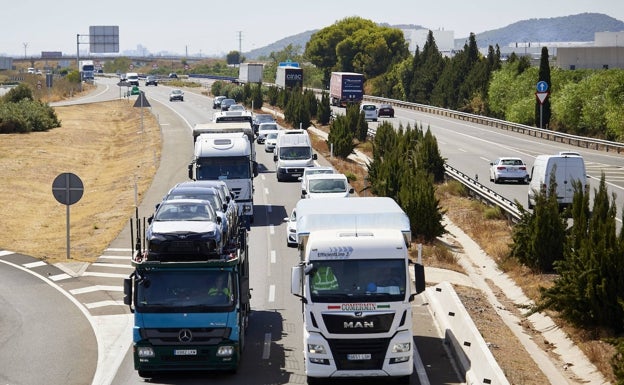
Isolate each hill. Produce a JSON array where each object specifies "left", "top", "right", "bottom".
[{"left": 244, "top": 13, "right": 624, "bottom": 59}]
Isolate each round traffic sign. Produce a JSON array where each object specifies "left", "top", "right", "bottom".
[
  {"left": 52, "top": 172, "right": 84, "bottom": 205},
  {"left": 536, "top": 81, "right": 548, "bottom": 92}
]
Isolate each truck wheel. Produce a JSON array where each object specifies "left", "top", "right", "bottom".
[
  {"left": 137, "top": 371, "right": 153, "bottom": 378},
  {"left": 307, "top": 377, "right": 322, "bottom": 385}
]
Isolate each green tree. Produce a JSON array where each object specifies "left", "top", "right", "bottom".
[
  {"left": 327, "top": 115, "right": 356, "bottom": 158},
  {"left": 398, "top": 169, "right": 446, "bottom": 242},
  {"left": 226, "top": 51, "right": 241, "bottom": 65},
  {"left": 535, "top": 47, "right": 552, "bottom": 128}
]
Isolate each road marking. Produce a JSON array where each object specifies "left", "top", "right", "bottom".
[
  {"left": 106, "top": 248, "right": 132, "bottom": 252},
  {"left": 83, "top": 271, "right": 130, "bottom": 279},
  {"left": 264, "top": 187, "right": 269, "bottom": 195},
  {"left": 413, "top": 346, "right": 430, "bottom": 385},
  {"left": 268, "top": 285, "right": 275, "bottom": 302},
  {"left": 270, "top": 250, "right": 276, "bottom": 264},
  {"left": 269, "top": 225, "right": 275, "bottom": 235},
  {"left": 0, "top": 250, "right": 15, "bottom": 257},
  {"left": 48, "top": 273, "right": 72, "bottom": 281},
  {"left": 23, "top": 261, "right": 47, "bottom": 268},
  {"left": 92, "top": 262, "right": 133, "bottom": 269},
  {"left": 70, "top": 285, "right": 123, "bottom": 295},
  {"left": 262, "top": 332, "right": 272, "bottom": 359},
  {"left": 98, "top": 255, "right": 131, "bottom": 260},
  {"left": 85, "top": 300, "right": 125, "bottom": 309}
]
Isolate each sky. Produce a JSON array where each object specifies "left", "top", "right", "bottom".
[{"left": 2, "top": 0, "right": 622, "bottom": 57}]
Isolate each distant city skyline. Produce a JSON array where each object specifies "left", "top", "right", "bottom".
[{"left": 1, "top": 0, "right": 622, "bottom": 58}]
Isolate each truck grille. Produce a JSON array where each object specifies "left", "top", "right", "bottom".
[
  {"left": 141, "top": 327, "right": 231, "bottom": 346},
  {"left": 327, "top": 337, "right": 390, "bottom": 370},
  {"left": 322, "top": 312, "right": 395, "bottom": 334}
]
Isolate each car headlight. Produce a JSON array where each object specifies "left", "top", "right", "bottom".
[
  {"left": 307, "top": 343, "right": 326, "bottom": 354},
  {"left": 391, "top": 342, "right": 411, "bottom": 353}
]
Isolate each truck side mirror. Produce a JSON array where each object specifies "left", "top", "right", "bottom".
[
  {"left": 312, "top": 154, "right": 318, "bottom": 160},
  {"left": 123, "top": 278, "right": 134, "bottom": 313},
  {"left": 253, "top": 161, "right": 258, "bottom": 177},
  {"left": 273, "top": 154, "right": 278, "bottom": 162}
]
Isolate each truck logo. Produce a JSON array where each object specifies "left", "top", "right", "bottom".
[
  {"left": 178, "top": 329, "right": 193, "bottom": 342},
  {"left": 344, "top": 321, "right": 374, "bottom": 329}
]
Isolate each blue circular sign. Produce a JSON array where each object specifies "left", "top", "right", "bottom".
[{"left": 536, "top": 81, "right": 549, "bottom": 92}]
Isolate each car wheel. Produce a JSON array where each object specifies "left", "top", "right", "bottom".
[{"left": 493, "top": 177, "right": 499, "bottom": 184}]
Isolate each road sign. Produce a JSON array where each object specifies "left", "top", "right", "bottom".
[
  {"left": 535, "top": 91, "right": 549, "bottom": 105},
  {"left": 52, "top": 172, "right": 84, "bottom": 205},
  {"left": 133, "top": 91, "right": 151, "bottom": 108},
  {"left": 536, "top": 81, "right": 548, "bottom": 92}
]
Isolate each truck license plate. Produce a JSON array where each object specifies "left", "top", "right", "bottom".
[
  {"left": 174, "top": 349, "right": 197, "bottom": 356},
  {"left": 347, "top": 353, "right": 371, "bottom": 360}
]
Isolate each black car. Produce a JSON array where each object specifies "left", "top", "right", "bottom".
[
  {"left": 377, "top": 104, "right": 395, "bottom": 118},
  {"left": 169, "top": 89, "right": 184, "bottom": 102},
  {"left": 252, "top": 113, "right": 276, "bottom": 135},
  {"left": 220, "top": 98, "right": 236, "bottom": 111},
  {"left": 145, "top": 76, "right": 158, "bottom": 86},
  {"left": 168, "top": 73, "right": 178, "bottom": 79},
  {"left": 213, "top": 96, "right": 226, "bottom": 109}
]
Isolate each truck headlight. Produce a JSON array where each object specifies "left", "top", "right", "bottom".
[
  {"left": 307, "top": 343, "right": 326, "bottom": 354},
  {"left": 137, "top": 346, "right": 155, "bottom": 357},
  {"left": 391, "top": 342, "right": 411, "bottom": 353},
  {"left": 217, "top": 345, "right": 234, "bottom": 357}
]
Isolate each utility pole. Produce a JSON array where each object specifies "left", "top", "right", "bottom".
[
  {"left": 237, "top": 31, "right": 243, "bottom": 65},
  {"left": 23, "top": 42, "right": 28, "bottom": 58}
]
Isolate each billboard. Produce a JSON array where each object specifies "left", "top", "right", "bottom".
[{"left": 89, "top": 26, "right": 119, "bottom": 53}]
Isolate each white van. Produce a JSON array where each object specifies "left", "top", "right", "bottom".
[
  {"left": 126, "top": 72, "right": 140, "bottom": 86},
  {"left": 273, "top": 130, "right": 317, "bottom": 181},
  {"left": 527, "top": 154, "right": 587, "bottom": 209},
  {"left": 301, "top": 173, "right": 353, "bottom": 199}
]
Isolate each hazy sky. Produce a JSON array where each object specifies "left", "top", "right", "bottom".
[{"left": 2, "top": 0, "right": 622, "bottom": 57}]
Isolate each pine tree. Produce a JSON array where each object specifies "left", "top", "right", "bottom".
[{"left": 535, "top": 47, "right": 552, "bottom": 128}]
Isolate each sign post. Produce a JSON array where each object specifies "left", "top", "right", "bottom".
[
  {"left": 52, "top": 173, "right": 84, "bottom": 259},
  {"left": 535, "top": 81, "right": 549, "bottom": 129}
]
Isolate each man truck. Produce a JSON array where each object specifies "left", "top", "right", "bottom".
[
  {"left": 329, "top": 72, "right": 364, "bottom": 107},
  {"left": 189, "top": 123, "right": 258, "bottom": 226},
  {"left": 291, "top": 197, "right": 424, "bottom": 384},
  {"left": 123, "top": 212, "right": 250, "bottom": 378}
]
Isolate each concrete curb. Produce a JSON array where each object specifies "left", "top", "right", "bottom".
[{"left": 426, "top": 281, "right": 510, "bottom": 385}]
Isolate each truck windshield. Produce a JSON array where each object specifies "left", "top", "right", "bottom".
[
  {"left": 307, "top": 259, "right": 406, "bottom": 303},
  {"left": 135, "top": 270, "right": 235, "bottom": 312},
  {"left": 279, "top": 146, "right": 311, "bottom": 160},
  {"left": 197, "top": 157, "right": 250, "bottom": 179}
]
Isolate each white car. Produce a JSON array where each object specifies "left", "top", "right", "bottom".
[
  {"left": 489, "top": 157, "right": 529, "bottom": 184},
  {"left": 284, "top": 208, "right": 297, "bottom": 247},
  {"left": 299, "top": 166, "right": 336, "bottom": 195},
  {"left": 257, "top": 122, "right": 279, "bottom": 143},
  {"left": 360, "top": 104, "right": 378, "bottom": 122},
  {"left": 264, "top": 131, "right": 279, "bottom": 152}
]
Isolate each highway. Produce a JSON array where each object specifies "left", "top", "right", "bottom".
[{"left": 2, "top": 75, "right": 622, "bottom": 384}]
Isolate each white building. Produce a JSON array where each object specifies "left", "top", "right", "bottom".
[{"left": 401, "top": 29, "right": 454, "bottom": 55}]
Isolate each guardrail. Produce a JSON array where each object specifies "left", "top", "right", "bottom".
[{"left": 362, "top": 95, "right": 624, "bottom": 154}]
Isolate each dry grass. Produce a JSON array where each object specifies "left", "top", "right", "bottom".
[{"left": 0, "top": 98, "right": 161, "bottom": 264}]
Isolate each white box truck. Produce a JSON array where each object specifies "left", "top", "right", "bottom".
[
  {"left": 188, "top": 127, "right": 258, "bottom": 226},
  {"left": 291, "top": 197, "right": 423, "bottom": 384},
  {"left": 527, "top": 154, "right": 587, "bottom": 209},
  {"left": 238, "top": 63, "right": 263, "bottom": 84}
]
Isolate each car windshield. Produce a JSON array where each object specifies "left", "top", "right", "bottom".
[
  {"left": 279, "top": 146, "right": 312, "bottom": 160},
  {"left": 154, "top": 201, "right": 215, "bottom": 221},
  {"left": 166, "top": 192, "right": 222, "bottom": 213},
  {"left": 501, "top": 159, "right": 523, "bottom": 166},
  {"left": 308, "top": 259, "right": 406, "bottom": 302},
  {"left": 362, "top": 105, "right": 376, "bottom": 111},
  {"left": 308, "top": 179, "right": 346, "bottom": 193}
]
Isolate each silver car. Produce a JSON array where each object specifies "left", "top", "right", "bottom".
[{"left": 284, "top": 208, "right": 297, "bottom": 247}]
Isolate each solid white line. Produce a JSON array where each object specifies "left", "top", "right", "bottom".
[
  {"left": 268, "top": 285, "right": 276, "bottom": 302},
  {"left": 83, "top": 272, "right": 130, "bottom": 279},
  {"left": 98, "top": 255, "right": 131, "bottom": 260},
  {"left": 413, "top": 346, "right": 430, "bottom": 385},
  {"left": 0, "top": 250, "right": 15, "bottom": 257},
  {"left": 262, "top": 332, "right": 272, "bottom": 359}
]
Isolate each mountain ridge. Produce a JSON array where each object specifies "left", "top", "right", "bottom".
[{"left": 244, "top": 13, "right": 624, "bottom": 59}]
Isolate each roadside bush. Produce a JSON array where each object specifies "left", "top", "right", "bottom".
[{"left": 0, "top": 98, "right": 61, "bottom": 133}]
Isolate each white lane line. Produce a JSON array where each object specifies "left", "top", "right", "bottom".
[
  {"left": 49, "top": 273, "right": 72, "bottom": 281},
  {"left": 0, "top": 250, "right": 15, "bottom": 257},
  {"left": 92, "top": 263, "right": 133, "bottom": 269},
  {"left": 85, "top": 300, "right": 125, "bottom": 309},
  {"left": 83, "top": 272, "right": 130, "bottom": 279},
  {"left": 262, "top": 332, "right": 272, "bottom": 359},
  {"left": 268, "top": 285, "right": 276, "bottom": 302},
  {"left": 270, "top": 250, "right": 276, "bottom": 264},
  {"left": 269, "top": 225, "right": 275, "bottom": 235}
]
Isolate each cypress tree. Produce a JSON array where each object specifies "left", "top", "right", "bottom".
[{"left": 536, "top": 47, "right": 552, "bottom": 128}]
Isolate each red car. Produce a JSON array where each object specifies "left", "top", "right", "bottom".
[{"left": 377, "top": 104, "right": 395, "bottom": 118}]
